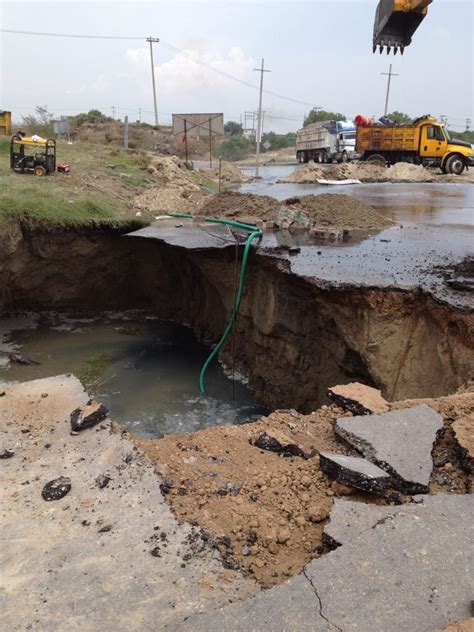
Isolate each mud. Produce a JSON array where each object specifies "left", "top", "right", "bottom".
[
  {"left": 282, "top": 161, "right": 474, "bottom": 184},
  {"left": 134, "top": 388, "right": 474, "bottom": 587},
  {"left": 196, "top": 191, "right": 392, "bottom": 234}
]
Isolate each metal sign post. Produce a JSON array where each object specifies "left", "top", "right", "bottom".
[{"left": 172, "top": 113, "right": 224, "bottom": 167}]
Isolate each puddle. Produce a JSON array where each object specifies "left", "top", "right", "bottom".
[{"left": 0, "top": 316, "right": 267, "bottom": 438}]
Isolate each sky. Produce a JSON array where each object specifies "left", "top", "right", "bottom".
[{"left": 0, "top": 0, "right": 473, "bottom": 133}]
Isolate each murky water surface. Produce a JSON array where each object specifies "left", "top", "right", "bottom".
[{"left": 0, "top": 317, "right": 266, "bottom": 438}]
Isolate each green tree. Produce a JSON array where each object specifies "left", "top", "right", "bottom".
[
  {"left": 21, "top": 105, "right": 54, "bottom": 136},
  {"left": 304, "top": 109, "right": 346, "bottom": 127},
  {"left": 224, "top": 121, "right": 243, "bottom": 136},
  {"left": 71, "top": 109, "right": 114, "bottom": 126},
  {"left": 215, "top": 135, "right": 253, "bottom": 161},
  {"left": 385, "top": 111, "right": 413, "bottom": 124},
  {"left": 261, "top": 131, "right": 297, "bottom": 150}
]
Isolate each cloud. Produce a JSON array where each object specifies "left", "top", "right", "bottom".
[{"left": 126, "top": 45, "right": 255, "bottom": 97}]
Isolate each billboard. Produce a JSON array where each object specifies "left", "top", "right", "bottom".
[{"left": 172, "top": 113, "right": 224, "bottom": 137}]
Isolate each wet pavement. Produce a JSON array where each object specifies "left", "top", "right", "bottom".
[{"left": 127, "top": 165, "right": 474, "bottom": 310}]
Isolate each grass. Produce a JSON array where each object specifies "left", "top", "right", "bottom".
[
  {"left": 78, "top": 353, "right": 111, "bottom": 391},
  {"left": 0, "top": 136, "right": 151, "bottom": 228},
  {"left": 192, "top": 171, "right": 221, "bottom": 192}
]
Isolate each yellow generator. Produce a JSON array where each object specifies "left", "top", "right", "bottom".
[{"left": 0, "top": 111, "right": 12, "bottom": 136}]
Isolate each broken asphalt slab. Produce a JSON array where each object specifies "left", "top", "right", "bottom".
[
  {"left": 335, "top": 404, "right": 443, "bottom": 494},
  {"left": 178, "top": 494, "right": 474, "bottom": 632},
  {"left": 319, "top": 451, "right": 391, "bottom": 493},
  {"left": 327, "top": 382, "right": 389, "bottom": 416},
  {"left": 0, "top": 375, "right": 258, "bottom": 630}
]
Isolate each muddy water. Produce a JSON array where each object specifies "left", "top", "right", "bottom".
[
  {"left": 238, "top": 165, "right": 474, "bottom": 308},
  {"left": 0, "top": 317, "right": 267, "bottom": 438}
]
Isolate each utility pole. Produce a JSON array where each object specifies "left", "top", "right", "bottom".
[
  {"left": 123, "top": 115, "right": 129, "bottom": 149},
  {"left": 111, "top": 105, "right": 116, "bottom": 119},
  {"left": 466, "top": 118, "right": 471, "bottom": 132},
  {"left": 138, "top": 108, "right": 142, "bottom": 123},
  {"left": 253, "top": 58, "right": 270, "bottom": 178},
  {"left": 147, "top": 36, "right": 160, "bottom": 127},
  {"left": 382, "top": 64, "right": 399, "bottom": 116}
]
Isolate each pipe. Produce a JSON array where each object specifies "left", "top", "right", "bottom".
[{"left": 167, "top": 213, "right": 262, "bottom": 394}]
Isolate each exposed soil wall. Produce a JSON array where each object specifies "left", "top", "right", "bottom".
[{"left": 1, "top": 223, "right": 472, "bottom": 410}]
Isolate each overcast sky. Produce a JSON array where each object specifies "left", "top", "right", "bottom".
[{"left": 1, "top": 0, "right": 472, "bottom": 133}]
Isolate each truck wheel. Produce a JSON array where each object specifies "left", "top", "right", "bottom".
[
  {"left": 341, "top": 151, "right": 348, "bottom": 163},
  {"left": 445, "top": 154, "right": 465, "bottom": 176},
  {"left": 317, "top": 152, "right": 324, "bottom": 164},
  {"left": 367, "top": 154, "right": 386, "bottom": 167}
]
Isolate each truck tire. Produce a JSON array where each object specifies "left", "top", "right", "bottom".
[
  {"left": 367, "top": 154, "right": 386, "bottom": 167},
  {"left": 317, "top": 152, "right": 324, "bottom": 164},
  {"left": 341, "top": 151, "right": 348, "bottom": 163},
  {"left": 445, "top": 154, "right": 465, "bottom": 176}
]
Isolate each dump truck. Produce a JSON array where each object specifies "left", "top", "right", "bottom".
[
  {"left": 0, "top": 111, "right": 12, "bottom": 136},
  {"left": 356, "top": 115, "right": 474, "bottom": 175},
  {"left": 373, "top": 0, "right": 433, "bottom": 54},
  {"left": 296, "top": 121, "right": 357, "bottom": 164}
]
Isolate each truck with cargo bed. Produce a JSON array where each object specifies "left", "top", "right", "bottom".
[
  {"left": 296, "top": 121, "right": 357, "bottom": 164},
  {"left": 356, "top": 115, "right": 474, "bottom": 175}
]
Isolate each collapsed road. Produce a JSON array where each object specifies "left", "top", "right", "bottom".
[{"left": 0, "top": 180, "right": 473, "bottom": 630}]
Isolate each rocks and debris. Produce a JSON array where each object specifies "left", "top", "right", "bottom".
[
  {"left": 95, "top": 474, "right": 111, "bottom": 489},
  {"left": 335, "top": 404, "right": 444, "bottom": 494},
  {"left": 281, "top": 160, "right": 474, "bottom": 184},
  {"left": 8, "top": 352, "right": 39, "bottom": 366},
  {"left": 327, "top": 382, "right": 390, "bottom": 415},
  {"left": 251, "top": 429, "right": 312, "bottom": 459},
  {"left": 0, "top": 449, "right": 15, "bottom": 459},
  {"left": 194, "top": 191, "right": 393, "bottom": 236},
  {"left": 319, "top": 452, "right": 391, "bottom": 494},
  {"left": 452, "top": 413, "right": 474, "bottom": 473},
  {"left": 98, "top": 524, "right": 113, "bottom": 533},
  {"left": 70, "top": 399, "right": 108, "bottom": 431},
  {"left": 41, "top": 476, "right": 72, "bottom": 501},
  {"left": 200, "top": 162, "right": 251, "bottom": 184},
  {"left": 436, "top": 256, "right": 474, "bottom": 293},
  {"left": 179, "top": 494, "right": 473, "bottom": 632}
]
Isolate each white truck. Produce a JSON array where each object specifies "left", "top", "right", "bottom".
[{"left": 296, "top": 120, "right": 357, "bottom": 164}]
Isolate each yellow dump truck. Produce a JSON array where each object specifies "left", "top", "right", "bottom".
[
  {"left": 356, "top": 116, "right": 474, "bottom": 175},
  {"left": 0, "top": 111, "right": 12, "bottom": 136}
]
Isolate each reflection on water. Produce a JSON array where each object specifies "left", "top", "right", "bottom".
[
  {"left": 0, "top": 317, "right": 267, "bottom": 438},
  {"left": 239, "top": 165, "right": 474, "bottom": 228}
]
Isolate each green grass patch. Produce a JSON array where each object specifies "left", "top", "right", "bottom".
[
  {"left": 192, "top": 172, "right": 220, "bottom": 191},
  {"left": 78, "top": 353, "right": 111, "bottom": 391}
]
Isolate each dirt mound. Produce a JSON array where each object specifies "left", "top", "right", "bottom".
[
  {"left": 284, "top": 194, "right": 394, "bottom": 232},
  {"left": 200, "top": 163, "right": 250, "bottom": 184},
  {"left": 196, "top": 191, "right": 393, "bottom": 234},
  {"left": 134, "top": 155, "right": 210, "bottom": 215},
  {"left": 197, "top": 191, "right": 283, "bottom": 223},
  {"left": 281, "top": 161, "right": 439, "bottom": 184},
  {"left": 134, "top": 389, "right": 474, "bottom": 588}
]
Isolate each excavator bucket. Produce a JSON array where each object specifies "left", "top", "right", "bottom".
[{"left": 373, "top": 0, "right": 431, "bottom": 55}]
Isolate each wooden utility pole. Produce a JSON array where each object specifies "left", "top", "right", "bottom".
[
  {"left": 147, "top": 37, "right": 160, "bottom": 126},
  {"left": 253, "top": 58, "right": 270, "bottom": 178},
  {"left": 123, "top": 115, "right": 129, "bottom": 149},
  {"left": 382, "top": 64, "right": 399, "bottom": 116}
]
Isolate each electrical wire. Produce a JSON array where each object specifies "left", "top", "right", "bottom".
[{"left": 1, "top": 28, "right": 317, "bottom": 108}]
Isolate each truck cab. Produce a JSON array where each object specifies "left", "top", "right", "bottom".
[{"left": 420, "top": 123, "right": 472, "bottom": 174}]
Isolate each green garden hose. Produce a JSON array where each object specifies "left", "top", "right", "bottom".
[{"left": 168, "top": 213, "right": 262, "bottom": 393}]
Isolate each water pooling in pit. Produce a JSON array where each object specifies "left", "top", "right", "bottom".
[{"left": 0, "top": 317, "right": 267, "bottom": 438}]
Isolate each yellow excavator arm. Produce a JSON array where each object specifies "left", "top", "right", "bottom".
[{"left": 373, "top": 0, "right": 433, "bottom": 54}]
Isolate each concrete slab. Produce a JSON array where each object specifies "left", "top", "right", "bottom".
[
  {"left": 176, "top": 574, "right": 329, "bottom": 632},
  {"left": 305, "top": 494, "right": 473, "bottom": 632},
  {"left": 0, "top": 375, "right": 259, "bottom": 631},
  {"left": 179, "top": 495, "right": 473, "bottom": 632},
  {"left": 327, "top": 382, "right": 389, "bottom": 415},
  {"left": 126, "top": 221, "right": 236, "bottom": 251},
  {"left": 319, "top": 451, "right": 391, "bottom": 494},
  {"left": 335, "top": 404, "right": 443, "bottom": 493}
]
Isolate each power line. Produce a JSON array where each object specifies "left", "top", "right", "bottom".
[{"left": 1, "top": 27, "right": 317, "bottom": 108}]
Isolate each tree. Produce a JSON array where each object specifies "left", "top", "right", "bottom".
[
  {"left": 224, "top": 121, "right": 243, "bottom": 136},
  {"left": 304, "top": 109, "right": 346, "bottom": 127},
  {"left": 21, "top": 105, "right": 54, "bottom": 136},
  {"left": 216, "top": 135, "right": 253, "bottom": 161},
  {"left": 385, "top": 111, "right": 413, "bottom": 124},
  {"left": 261, "top": 131, "right": 297, "bottom": 150},
  {"left": 71, "top": 109, "right": 114, "bottom": 126}
]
